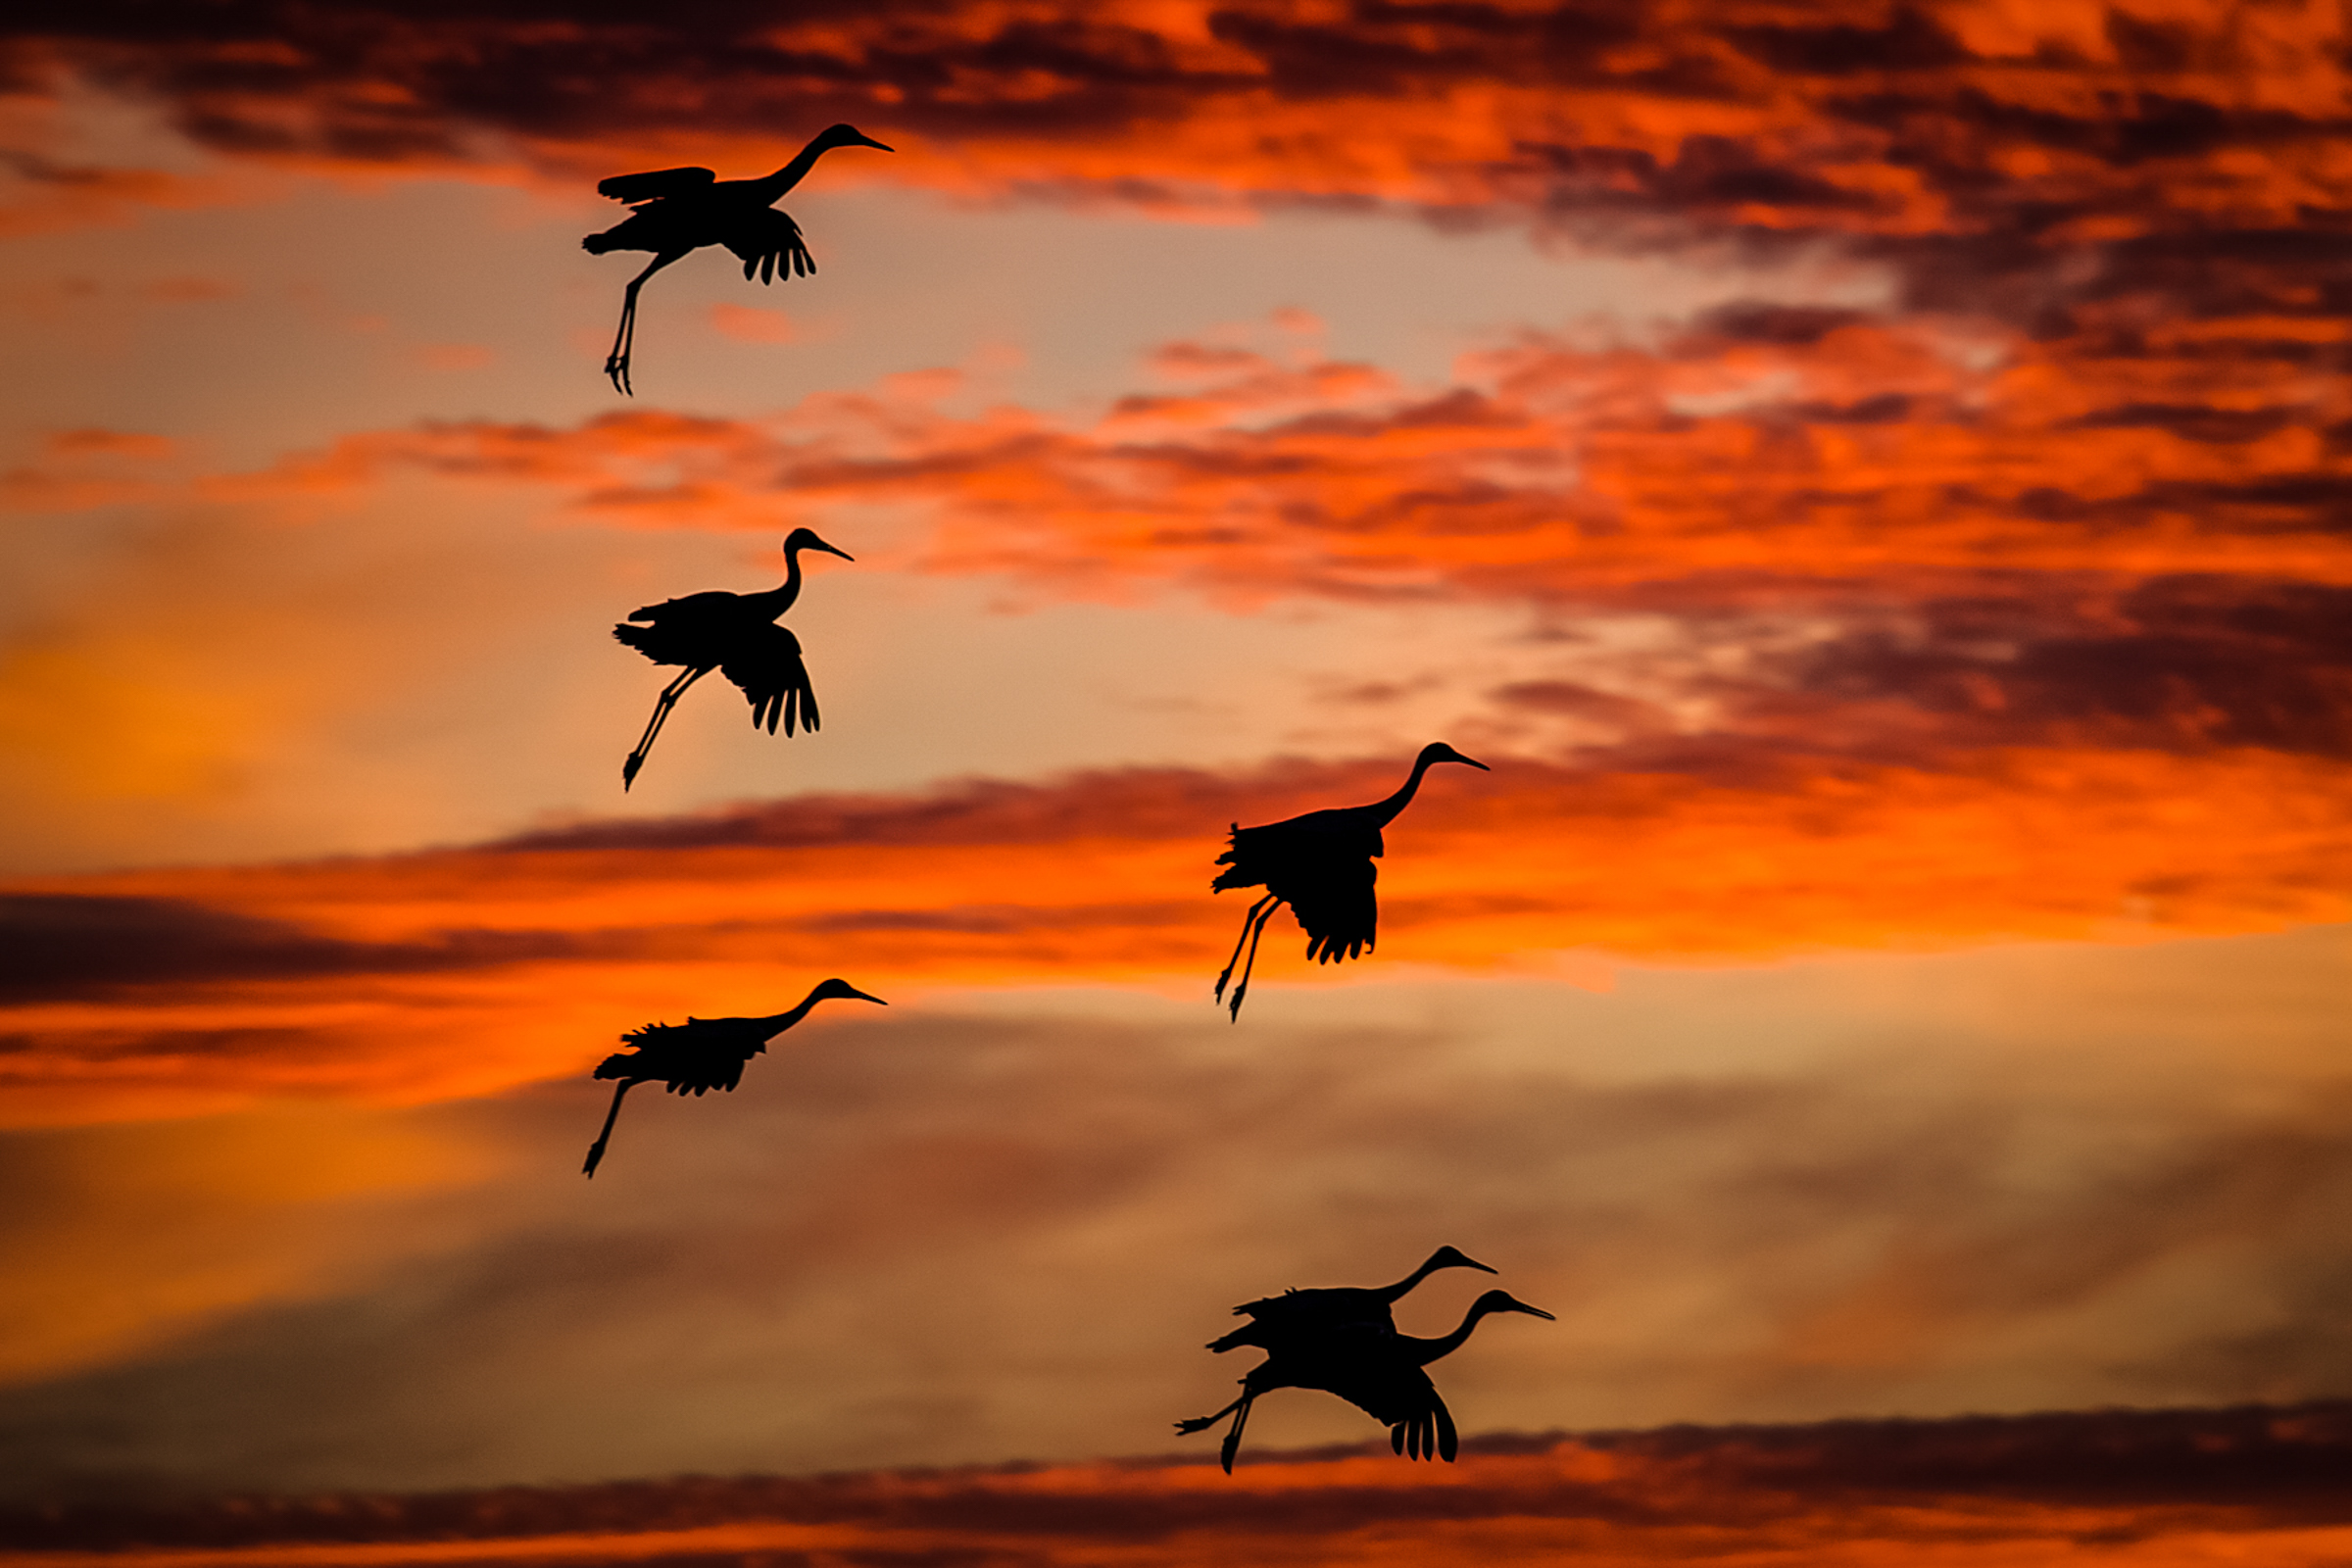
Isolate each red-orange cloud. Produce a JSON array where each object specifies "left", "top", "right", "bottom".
[
  {"left": 4, "top": 745, "right": 2347, "bottom": 1126},
  {"left": 10, "top": 1403, "right": 2352, "bottom": 1566}
]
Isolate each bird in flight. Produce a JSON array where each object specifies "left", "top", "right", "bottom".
[
  {"left": 1212, "top": 743, "right": 1490, "bottom": 1019},
  {"left": 1177, "top": 1287, "right": 1554, "bottom": 1471},
  {"left": 583, "top": 122, "right": 893, "bottom": 394},
  {"left": 613, "top": 527, "right": 853, "bottom": 791},
  {"left": 1207, "top": 1247, "right": 1495, "bottom": 1355},
  {"left": 581, "top": 978, "right": 886, "bottom": 1177}
]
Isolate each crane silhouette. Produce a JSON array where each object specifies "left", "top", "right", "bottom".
[
  {"left": 1212, "top": 743, "right": 1490, "bottom": 1019},
  {"left": 614, "top": 527, "right": 853, "bottom": 790},
  {"left": 583, "top": 123, "right": 893, "bottom": 394},
  {"left": 581, "top": 977, "right": 886, "bottom": 1176},
  {"left": 1207, "top": 1247, "right": 1494, "bottom": 1355},
  {"left": 1177, "top": 1289, "right": 1554, "bottom": 1472}
]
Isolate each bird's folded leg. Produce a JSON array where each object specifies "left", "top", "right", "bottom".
[
  {"left": 1226, "top": 897, "right": 1283, "bottom": 1021},
  {"left": 582, "top": 1079, "right": 638, "bottom": 1177},
  {"left": 1213, "top": 894, "right": 1276, "bottom": 1005},
  {"left": 622, "top": 666, "right": 706, "bottom": 790},
  {"left": 1218, "top": 1392, "right": 1255, "bottom": 1473},
  {"left": 1175, "top": 1390, "right": 1246, "bottom": 1436}
]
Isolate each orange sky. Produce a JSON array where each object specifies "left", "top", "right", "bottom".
[
  {"left": 5, "top": 0, "right": 2352, "bottom": 1516},
  {"left": 9, "top": 1405, "right": 2352, "bottom": 1567}
]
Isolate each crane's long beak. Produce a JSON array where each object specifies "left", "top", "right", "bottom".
[
  {"left": 1460, "top": 756, "right": 1492, "bottom": 771},
  {"left": 845, "top": 988, "right": 888, "bottom": 1005},
  {"left": 1509, "top": 1301, "right": 1557, "bottom": 1320},
  {"left": 855, "top": 133, "right": 895, "bottom": 152}
]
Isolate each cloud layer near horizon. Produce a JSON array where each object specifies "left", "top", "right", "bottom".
[
  {"left": 10, "top": 1404, "right": 2352, "bottom": 1566},
  {"left": 4, "top": 943, "right": 2351, "bottom": 1499},
  {"left": 6, "top": 746, "right": 2348, "bottom": 1125}
]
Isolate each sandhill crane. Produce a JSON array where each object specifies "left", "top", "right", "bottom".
[
  {"left": 613, "top": 527, "right": 852, "bottom": 790},
  {"left": 1208, "top": 1247, "right": 1494, "bottom": 1354},
  {"left": 1177, "top": 1289, "right": 1554, "bottom": 1472},
  {"left": 1212, "top": 743, "right": 1489, "bottom": 1018},
  {"left": 581, "top": 978, "right": 885, "bottom": 1176},
  {"left": 583, "top": 123, "right": 892, "bottom": 393}
]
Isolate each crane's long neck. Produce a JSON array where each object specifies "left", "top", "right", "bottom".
[
  {"left": 1403, "top": 1299, "right": 1504, "bottom": 1367},
  {"left": 749, "top": 138, "right": 836, "bottom": 204},
  {"left": 753, "top": 985, "right": 833, "bottom": 1040},
  {"left": 744, "top": 545, "right": 810, "bottom": 620},
  {"left": 1367, "top": 754, "right": 1443, "bottom": 829},
  {"left": 1376, "top": 1252, "right": 1449, "bottom": 1304}
]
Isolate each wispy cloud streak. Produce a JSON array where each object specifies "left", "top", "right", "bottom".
[
  {"left": 9, "top": 1404, "right": 2352, "bottom": 1566},
  {"left": 4, "top": 748, "right": 2347, "bottom": 1124}
]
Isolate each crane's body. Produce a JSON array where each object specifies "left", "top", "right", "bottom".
[
  {"left": 582, "top": 123, "right": 891, "bottom": 393},
  {"left": 614, "top": 527, "right": 852, "bottom": 790},
  {"left": 1207, "top": 1247, "right": 1494, "bottom": 1355},
  {"left": 581, "top": 978, "right": 886, "bottom": 1176},
  {"left": 1212, "top": 743, "right": 1489, "bottom": 1018},
  {"left": 1177, "top": 1289, "right": 1553, "bottom": 1471}
]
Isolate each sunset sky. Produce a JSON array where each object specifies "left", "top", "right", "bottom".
[{"left": 4, "top": 0, "right": 2352, "bottom": 1542}]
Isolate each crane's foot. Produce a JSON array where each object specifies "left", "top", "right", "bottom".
[
  {"left": 621, "top": 753, "right": 644, "bottom": 791},
  {"left": 1226, "top": 981, "right": 1249, "bottom": 1021},
  {"left": 605, "top": 355, "right": 633, "bottom": 396},
  {"left": 1173, "top": 1415, "right": 1221, "bottom": 1435}
]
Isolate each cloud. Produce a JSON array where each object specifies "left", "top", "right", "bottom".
[
  {"left": 82, "top": 298, "right": 2345, "bottom": 624},
  {"left": 3, "top": 744, "right": 2349, "bottom": 1126},
  {"left": 0, "top": 894, "right": 583, "bottom": 1003},
  {"left": 1, "top": 941, "right": 2350, "bottom": 1499},
  {"left": 17, "top": 1402, "right": 2352, "bottom": 1558}
]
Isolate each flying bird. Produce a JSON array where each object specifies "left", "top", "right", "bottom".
[
  {"left": 1208, "top": 1247, "right": 1495, "bottom": 1355},
  {"left": 1177, "top": 1288, "right": 1554, "bottom": 1472},
  {"left": 613, "top": 527, "right": 852, "bottom": 790},
  {"left": 583, "top": 122, "right": 893, "bottom": 394},
  {"left": 1212, "top": 742, "right": 1490, "bottom": 1019},
  {"left": 581, "top": 977, "right": 886, "bottom": 1177}
]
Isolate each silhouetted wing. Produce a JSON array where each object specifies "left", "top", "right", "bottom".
[
  {"left": 723, "top": 207, "right": 814, "bottom": 284},
  {"left": 598, "top": 167, "right": 716, "bottom": 203},
  {"left": 1290, "top": 856, "right": 1377, "bottom": 964},
  {"left": 720, "top": 621, "right": 819, "bottom": 736},
  {"left": 603, "top": 1018, "right": 757, "bottom": 1096},
  {"left": 1214, "top": 815, "right": 1381, "bottom": 892},
  {"left": 1209, "top": 1303, "right": 1395, "bottom": 1355},
  {"left": 1333, "top": 1363, "right": 1450, "bottom": 1459}
]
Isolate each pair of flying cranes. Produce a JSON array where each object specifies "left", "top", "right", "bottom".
[{"left": 578, "top": 126, "right": 1544, "bottom": 1469}]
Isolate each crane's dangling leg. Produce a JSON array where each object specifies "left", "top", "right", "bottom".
[
  {"left": 1226, "top": 897, "right": 1285, "bottom": 1022},
  {"left": 622, "top": 665, "right": 708, "bottom": 790},
  {"left": 605, "top": 252, "right": 684, "bottom": 396},
  {"left": 1218, "top": 1390, "right": 1257, "bottom": 1474},
  {"left": 582, "top": 1078, "right": 641, "bottom": 1177},
  {"left": 1174, "top": 1391, "right": 1246, "bottom": 1438},
  {"left": 1213, "top": 894, "right": 1277, "bottom": 1006}
]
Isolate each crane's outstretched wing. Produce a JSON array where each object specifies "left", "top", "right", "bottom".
[
  {"left": 1291, "top": 855, "right": 1378, "bottom": 964},
  {"left": 598, "top": 167, "right": 716, "bottom": 203},
  {"left": 720, "top": 622, "right": 820, "bottom": 736},
  {"left": 1209, "top": 1301, "right": 1396, "bottom": 1355},
  {"left": 724, "top": 208, "right": 814, "bottom": 285},
  {"left": 598, "top": 1019, "right": 759, "bottom": 1096},
  {"left": 1334, "top": 1363, "right": 1457, "bottom": 1462}
]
